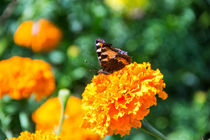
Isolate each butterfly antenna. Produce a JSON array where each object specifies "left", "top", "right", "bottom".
[{"left": 83, "top": 60, "right": 98, "bottom": 72}]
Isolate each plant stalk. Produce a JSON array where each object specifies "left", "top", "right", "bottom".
[
  {"left": 57, "top": 89, "right": 70, "bottom": 135},
  {"left": 141, "top": 119, "right": 168, "bottom": 140}
]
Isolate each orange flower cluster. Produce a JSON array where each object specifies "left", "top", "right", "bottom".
[
  {"left": 0, "top": 56, "right": 55, "bottom": 100},
  {"left": 32, "top": 96, "right": 101, "bottom": 140},
  {"left": 10, "top": 130, "right": 61, "bottom": 140},
  {"left": 82, "top": 62, "right": 168, "bottom": 137},
  {"left": 14, "top": 18, "right": 62, "bottom": 52}
]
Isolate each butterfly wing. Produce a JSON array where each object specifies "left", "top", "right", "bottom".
[
  {"left": 100, "top": 55, "right": 131, "bottom": 74},
  {"left": 96, "top": 39, "right": 132, "bottom": 74},
  {"left": 96, "top": 38, "right": 105, "bottom": 65}
]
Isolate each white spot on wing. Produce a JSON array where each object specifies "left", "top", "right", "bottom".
[
  {"left": 101, "top": 58, "right": 108, "bottom": 61},
  {"left": 96, "top": 48, "right": 101, "bottom": 52}
]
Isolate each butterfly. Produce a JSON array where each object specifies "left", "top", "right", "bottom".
[{"left": 95, "top": 38, "right": 132, "bottom": 74}]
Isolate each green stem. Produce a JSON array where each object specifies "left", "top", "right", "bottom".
[
  {"left": 0, "top": 0, "right": 17, "bottom": 24},
  {"left": 57, "top": 101, "right": 65, "bottom": 135},
  {"left": 141, "top": 119, "right": 168, "bottom": 140},
  {"left": 56, "top": 89, "right": 70, "bottom": 135}
]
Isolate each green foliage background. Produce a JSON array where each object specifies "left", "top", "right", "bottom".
[{"left": 0, "top": 0, "right": 210, "bottom": 139}]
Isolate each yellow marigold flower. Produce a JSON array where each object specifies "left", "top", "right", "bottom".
[
  {"left": 14, "top": 18, "right": 62, "bottom": 52},
  {"left": 82, "top": 62, "right": 168, "bottom": 137},
  {"left": 10, "top": 130, "right": 61, "bottom": 140},
  {"left": 105, "top": 0, "right": 149, "bottom": 18},
  {"left": 67, "top": 45, "right": 80, "bottom": 58},
  {"left": 32, "top": 96, "right": 101, "bottom": 140},
  {"left": 0, "top": 56, "right": 55, "bottom": 100}
]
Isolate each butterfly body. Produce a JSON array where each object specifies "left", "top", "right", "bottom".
[{"left": 96, "top": 38, "right": 132, "bottom": 74}]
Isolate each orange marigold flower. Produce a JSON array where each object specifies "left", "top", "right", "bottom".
[
  {"left": 14, "top": 18, "right": 62, "bottom": 52},
  {"left": 82, "top": 62, "right": 168, "bottom": 137},
  {"left": 32, "top": 96, "right": 101, "bottom": 140},
  {"left": 0, "top": 56, "right": 55, "bottom": 100},
  {"left": 9, "top": 130, "right": 61, "bottom": 140}
]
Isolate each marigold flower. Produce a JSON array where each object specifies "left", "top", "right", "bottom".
[
  {"left": 14, "top": 18, "right": 62, "bottom": 52},
  {"left": 105, "top": 0, "right": 149, "bottom": 18},
  {"left": 32, "top": 96, "right": 101, "bottom": 140},
  {"left": 0, "top": 56, "right": 55, "bottom": 100},
  {"left": 67, "top": 45, "right": 80, "bottom": 58},
  {"left": 10, "top": 130, "right": 61, "bottom": 140},
  {"left": 82, "top": 62, "right": 168, "bottom": 137}
]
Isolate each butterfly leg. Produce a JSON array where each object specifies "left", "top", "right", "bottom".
[{"left": 98, "top": 69, "right": 110, "bottom": 75}]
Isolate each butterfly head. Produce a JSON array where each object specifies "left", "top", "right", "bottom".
[{"left": 96, "top": 38, "right": 105, "bottom": 49}]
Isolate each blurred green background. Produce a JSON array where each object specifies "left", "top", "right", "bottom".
[{"left": 0, "top": 0, "right": 210, "bottom": 139}]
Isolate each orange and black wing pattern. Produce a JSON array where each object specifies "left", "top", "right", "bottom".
[{"left": 95, "top": 38, "right": 132, "bottom": 74}]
